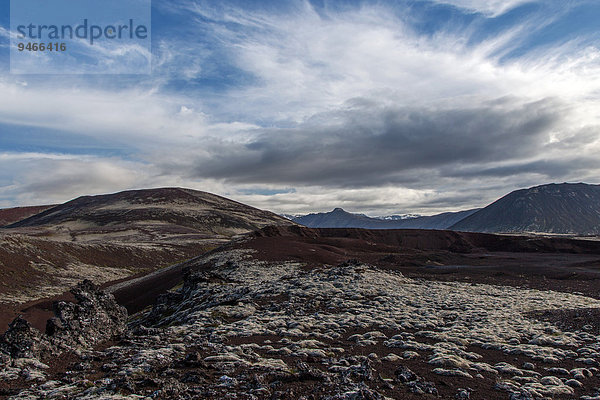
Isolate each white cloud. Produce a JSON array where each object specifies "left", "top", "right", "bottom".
[
  {"left": 0, "top": 79, "right": 211, "bottom": 147},
  {"left": 3, "top": 3, "right": 597, "bottom": 141},
  {"left": 0, "top": 27, "right": 10, "bottom": 38},
  {"left": 431, "top": 0, "right": 534, "bottom": 16},
  {"left": 183, "top": 2, "right": 599, "bottom": 127},
  {"left": 0, "top": 152, "right": 231, "bottom": 208}
]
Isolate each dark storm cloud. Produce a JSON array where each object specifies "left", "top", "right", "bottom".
[
  {"left": 442, "top": 157, "right": 600, "bottom": 179},
  {"left": 417, "top": 193, "right": 488, "bottom": 208},
  {"left": 190, "top": 97, "right": 571, "bottom": 187}
]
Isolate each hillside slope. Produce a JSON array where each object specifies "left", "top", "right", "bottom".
[
  {"left": 0, "top": 205, "right": 55, "bottom": 227},
  {"left": 0, "top": 188, "right": 293, "bottom": 306},
  {"left": 451, "top": 183, "right": 600, "bottom": 234},
  {"left": 10, "top": 187, "right": 291, "bottom": 239}
]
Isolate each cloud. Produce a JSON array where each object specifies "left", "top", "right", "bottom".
[
  {"left": 0, "top": 79, "right": 212, "bottom": 147},
  {"left": 431, "top": 0, "right": 534, "bottom": 16},
  {"left": 0, "top": 152, "right": 231, "bottom": 208},
  {"left": 0, "top": 153, "right": 143, "bottom": 206},
  {"left": 172, "top": 1, "right": 599, "bottom": 127},
  {"left": 442, "top": 157, "right": 600, "bottom": 180},
  {"left": 0, "top": 1, "right": 599, "bottom": 214},
  {"left": 178, "top": 97, "right": 565, "bottom": 187}
]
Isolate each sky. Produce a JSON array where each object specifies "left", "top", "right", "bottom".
[{"left": 0, "top": 0, "right": 599, "bottom": 216}]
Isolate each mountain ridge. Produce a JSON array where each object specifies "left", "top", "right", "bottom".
[
  {"left": 292, "top": 207, "right": 479, "bottom": 230},
  {"left": 451, "top": 183, "right": 600, "bottom": 235}
]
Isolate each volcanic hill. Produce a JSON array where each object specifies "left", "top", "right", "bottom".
[
  {"left": 451, "top": 183, "right": 600, "bottom": 235},
  {"left": 0, "top": 188, "right": 292, "bottom": 309}
]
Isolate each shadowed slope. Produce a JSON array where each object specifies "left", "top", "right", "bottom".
[
  {"left": 451, "top": 183, "right": 600, "bottom": 234},
  {"left": 0, "top": 205, "right": 55, "bottom": 227}
]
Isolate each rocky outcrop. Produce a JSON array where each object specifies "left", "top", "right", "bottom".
[
  {"left": 0, "top": 280, "right": 126, "bottom": 361},
  {"left": 5, "top": 248, "right": 600, "bottom": 398},
  {"left": 0, "top": 317, "right": 45, "bottom": 359},
  {"left": 45, "top": 280, "right": 127, "bottom": 348}
]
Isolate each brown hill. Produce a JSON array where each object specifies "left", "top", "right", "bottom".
[
  {"left": 0, "top": 188, "right": 293, "bottom": 310},
  {"left": 9, "top": 187, "right": 291, "bottom": 239}
]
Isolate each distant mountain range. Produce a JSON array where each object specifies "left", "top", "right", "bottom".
[
  {"left": 291, "top": 183, "right": 600, "bottom": 235},
  {"left": 292, "top": 207, "right": 479, "bottom": 230},
  {"left": 376, "top": 214, "right": 422, "bottom": 221}
]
